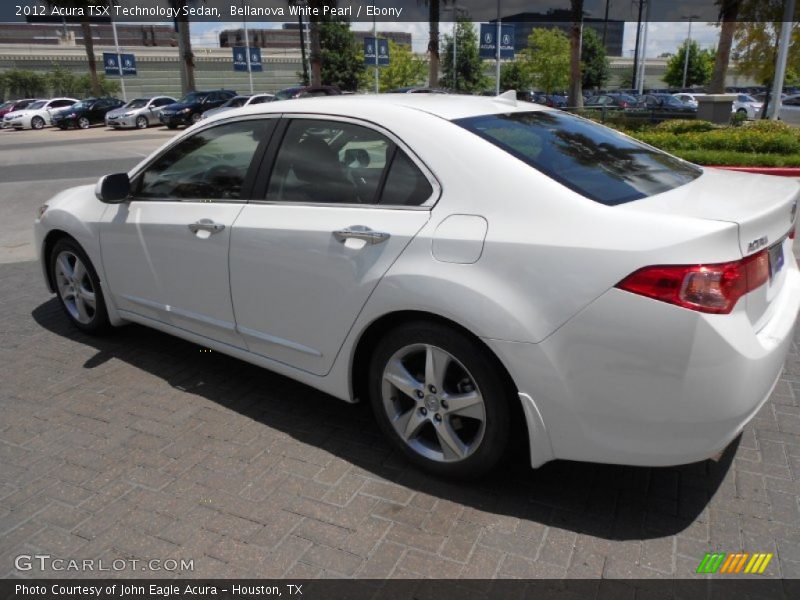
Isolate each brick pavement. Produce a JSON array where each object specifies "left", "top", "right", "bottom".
[{"left": 1, "top": 259, "right": 799, "bottom": 579}]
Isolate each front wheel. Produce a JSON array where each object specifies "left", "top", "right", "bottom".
[
  {"left": 190, "top": 112, "right": 202, "bottom": 124},
  {"left": 369, "top": 321, "right": 511, "bottom": 479},
  {"left": 77, "top": 117, "right": 90, "bottom": 129},
  {"left": 136, "top": 116, "right": 148, "bottom": 129},
  {"left": 31, "top": 116, "right": 45, "bottom": 130},
  {"left": 50, "top": 238, "right": 110, "bottom": 334}
]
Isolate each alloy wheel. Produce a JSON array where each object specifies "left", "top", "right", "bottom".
[
  {"left": 31, "top": 116, "right": 44, "bottom": 130},
  {"left": 136, "top": 116, "right": 147, "bottom": 129},
  {"left": 78, "top": 117, "right": 90, "bottom": 129},
  {"left": 381, "top": 344, "right": 486, "bottom": 463},
  {"left": 54, "top": 251, "right": 97, "bottom": 324}
]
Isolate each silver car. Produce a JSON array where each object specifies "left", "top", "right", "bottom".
[
  {"left": 201, "top": 93, "right": 276, "bottom": 120},
  {"left": 105, "top": 96, "right": 177, "bottom": 129}
]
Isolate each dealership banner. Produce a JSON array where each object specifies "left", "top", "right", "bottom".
[
  {"left": 232, "top": 47, "right": 262, "bottom": 72},
  {"left": 103, "top": 52, "right": 136, "bottom": 76},
  {"left": 479, "top": 23, "right": 515, "bottom": 60},
  {"left": 363, "top": 37, "right": 389, "bottom": 67}
]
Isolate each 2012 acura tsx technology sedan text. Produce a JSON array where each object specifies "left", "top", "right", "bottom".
[{"left": 34, "top": 94, "right": 800, "bottom": 478}]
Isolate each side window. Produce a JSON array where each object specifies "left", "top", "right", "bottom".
[
  {"left": 266, "top": 119, "right": 392, "bottom": 204},
  {"left": 379, "top": 149, "right": 433, "bottom": 206},
  {"left": 137, "top": 120, "right": 266, "bottom": 201}
]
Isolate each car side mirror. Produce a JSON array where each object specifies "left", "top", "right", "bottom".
[{"left": 95, "top": 173, "right": 130, "bottom": 203}]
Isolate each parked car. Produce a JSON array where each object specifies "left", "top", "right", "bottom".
[
  {"left": 159, "top": 90, "right": 237, "bottom": 128},
  {"left": 34, "top": 94, "right": 799, "bottom": 478},
  {"left": 585, "top": 93, "right": 638, "bottom": 109},
  {"left": 778, "top": 94, "right": 800, "bottom": 126},
  {"left": 2, "top": 97, "right": 78, "bottom": 130},
  {"left": 105, "top": 96, "right": 177, "bottom": 129},
  {"left": 51, "top": 97, "right": 124, "bottom": 129},
  {"left": 387, "top": 87, "right": 449, "bottom": 94},
  {"left": 732, "top": 94, "right": 764, "bottom": 120},
  {"left": 638, "top": 94, "right": 698, "bottom": 119},
  {"left": 274, "top": 86, "right": 342, "bottom": 100},
  {"left": 201, "top": 93, "right": 276, "bottom": 119},
  {"left": 0, "top": 98, "right": 39, "bottom": 122},
  {"left": 673, "top": 92, "right": 706, "bottom": 108}
]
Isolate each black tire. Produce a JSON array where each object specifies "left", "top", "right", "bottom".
[
  {"left": 368, "top": 321, "right": 512, "bottom": 479},
  {"left": 166, "top": 124, "right": 178, "bottom": 130},
  {"left": 190, "top": 112, "right": 202, "bottom": 124},
  {"left": 135, "top": 116, "right": 148, "bottom": 129},
  {"left": 77, "top": 117, "right": 90, "bottom": 129},
  {"left": 31, "top": 116, "right": 45, "bottom": 130},
  {"left": 737, "top": 108, "right": 748, "bottom": 115},
  {"left": 49, "top": 238, "right": 111, "bottom": 335}
]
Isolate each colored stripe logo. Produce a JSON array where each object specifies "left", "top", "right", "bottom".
[{"left": 696, "top": 552, "right": 773, "bottom": 574}]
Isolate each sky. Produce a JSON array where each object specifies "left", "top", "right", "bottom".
[{"left": 189, "top": 19, "right": 722, "bottom": 58}]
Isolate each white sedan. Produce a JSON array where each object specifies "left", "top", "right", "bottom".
[
  {"left": 3, "top": 97, "right": 78, "bottom": 130},
  {"left": 33, "top": 94, "right": 800, "bottom": 478}
]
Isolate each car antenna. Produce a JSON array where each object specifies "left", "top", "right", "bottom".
[{"left": 494, "top": 89, "right": 517, "bottom": 106}]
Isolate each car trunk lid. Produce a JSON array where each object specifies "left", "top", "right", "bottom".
[{"left": 623, "top": 167, "right": 798, "bottom": 327}]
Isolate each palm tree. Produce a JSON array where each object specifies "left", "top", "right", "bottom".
[
  {"left": 420, "top": 1, "right": 452, "bottom": 88},
  {"left": 46, "top": 1, "right": 102, "bottom": 96},
  {"left": 173, "top": 0, "right": 196, "bottom": 94},
  {"left": 569, "top": 0, "right": 584, "bottom": 108},
  {"left": 709, "top": 0, "right": 741, "bottom": 93}
]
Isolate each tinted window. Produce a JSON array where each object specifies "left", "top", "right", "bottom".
[
  {"left": 267, "top": 119, "right": 392, "bottom": 204},
  {"left": 455, "top": 111, "right": 701, "bottom": 205},
  {"left": 380, "top": 150, "right": 433, "bottom": 206},
  {"left": 51, "top": 99, "right": 75, "bottom": 108},
  {"left": 153, "top": 98, "right": 173, "bottom": 107},
  {"left": 28, "top": 101, "right": 47, "bottom": 109},
  {"left": 138, "top": 120, "right": 266, "bottom": 201},
  {"left": 249, "top": 95, "right": 273, "bottom": 105}
]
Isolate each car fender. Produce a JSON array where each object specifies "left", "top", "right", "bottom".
[{"left": 36, "top": 185, "right": 125, "bottom": 325}]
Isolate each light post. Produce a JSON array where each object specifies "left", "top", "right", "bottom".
[
  {"left": 109, "top": 1, "right": 126, "bottom": 101},
  {"left": 241, "top": 1, "right": 253, "bottom": 94},
  {"left": 681, "top": 14, "right": 700, "bottom": 89},
  {"left": 449, "top": 5, "right": 465, "bottom": 92}
]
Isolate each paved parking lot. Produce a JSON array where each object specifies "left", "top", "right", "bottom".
[{"left": 1, "top": 125, "right": 800, "bottom": 580}]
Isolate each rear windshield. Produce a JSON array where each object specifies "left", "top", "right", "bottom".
[{"left": 454, "top": 111, "right": 701, "bottom": 205}]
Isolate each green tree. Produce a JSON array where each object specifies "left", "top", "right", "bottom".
[
  {"left": 441, "top": 17, "right": 489, "bottom": 93},
  {"left": 46, "top": 1, "right": 103, "bottom": 96},
  {"left": 380, "top": 40, "right": 427, "bottom": 91},
  {"left": 500, "top": 59, "right": 532, "bottom": 91},
  {"left": 48, "top": 64, "right": 82, "bottom": 97},
  {"left": 525, "top": 28, "right": 570, "bottom": 94},
  {"left": 663, "top": 41, "right": 714, "bottom": 88},
  {"left": 733, "top": 0, "right": 800, "bottom": 87},
  {"left": 581, "top": 27, "right": 609, "bottom": 90},
  {"left": 319, "top": 20, "right": 368, "bottom": 91},
  {"left": 1, "top": 69, "right": 48, "bottom": 97}
]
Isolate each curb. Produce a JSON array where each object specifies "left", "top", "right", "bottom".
[{"left": 707, "top": 166, "right": 800, "bottom": 177}]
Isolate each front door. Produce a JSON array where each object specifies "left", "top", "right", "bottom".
[
  {"left": 229, "top": 117, "right": 437, "bottom": 375},
  {"left": 100, "top": 117, "right": 274, "bottom": 348}
]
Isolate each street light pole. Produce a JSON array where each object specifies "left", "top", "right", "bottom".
[
  {"left": 242, "top": 1, "right": 253, "bottom": 94},
  {"left": 373, "top": 16, "right": 379, "bottom": 94},
  {"left": 768, "top": 0, "right": 796, "bottom": 119},
  {"left": 110, "top": 1, "right": 126, "bottom": 101},
  {"left": 681, "top": 14, "right": 700, "bottom": 89},
  {"left": 495, "top": 0, "right": 501, "bottom": 95}
]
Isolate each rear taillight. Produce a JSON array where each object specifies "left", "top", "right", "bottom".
[
  {"left": 790, "top": 226, "right": 796, "bottom": 240},
  {"left": 616, "top": 250, "right": 769, "bottom": 314}
]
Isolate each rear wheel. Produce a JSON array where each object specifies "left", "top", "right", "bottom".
[
  {"left": 77, "top": 117, "right": 90, "bottom": 129},
  {"left": 30, "top": 116, "right": 45, "bottom": 130},
  {"left": 49, "top": 238, "right": 110, "bottom": 334},
  {"left": 369, "top": 321, "right": 511, "bottom": 479},
  {"left": 135, "top": 116, "right": 148, "bottom": 129}
]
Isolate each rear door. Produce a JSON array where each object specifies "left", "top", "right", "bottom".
[{"left": 229, "top": 116, "right": 437, "bottom": 375}]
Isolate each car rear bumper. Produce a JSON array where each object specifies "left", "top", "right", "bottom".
[{"left": 486, "top": 259, "right": 800, "bottom": 468}]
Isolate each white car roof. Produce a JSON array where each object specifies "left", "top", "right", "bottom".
[{"left": 203, "top": 93, "right": 549, "bottom": 126}]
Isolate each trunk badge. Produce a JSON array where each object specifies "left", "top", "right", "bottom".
[{"left": 747, "top": 236, "right": 768, "bottom": 253}]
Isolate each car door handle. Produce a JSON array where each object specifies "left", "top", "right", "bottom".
[
  {"left": 333, "top": 226, "right": 390, "bottom": 245},
  {"left": 188, "top": 219, "right": 225, "bottom": 234}
]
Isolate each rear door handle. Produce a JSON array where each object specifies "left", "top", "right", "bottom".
[
  {"left": 333, "top": 225, "right": 390, "bottom": 245},
  {"left": 188, "top": 219, "right": 225, "bottom": 234}
]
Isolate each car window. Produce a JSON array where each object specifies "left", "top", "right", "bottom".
[
  {"left": 137, "top": 120, "right": 266, "bottom": 201},
  {"left": 266, "top": 119, "right": 394, "bottom": 205},
  {"left": 380, "top": 149, "right": 434, "bottom": 206},
  {"left": 51, "top": 99, "right": 74, "bottom": 108},
  {"left": 455, "top": 111, "right": 701, "bottom": 206},
  {"left": 249, "top": 95, "right": 273, "bottom": 105},
  {"left": 154, "top": 98, "right": 173, "bottom": 107}
]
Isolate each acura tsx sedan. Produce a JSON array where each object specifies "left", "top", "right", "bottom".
[{"left": 34, "top": 93, "right": 799, "bottom": 478}]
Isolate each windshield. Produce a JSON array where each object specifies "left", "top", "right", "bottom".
[
  {"left": 224, "top": 96, "right": 249, "bottom": 108},
  {"left": 178, "top": 92, "right": 205, "bottom": 104},
  {"left": 739, "top": 95, "right": 757, "bottom": 103},
  {"left": 455, "top": 111, "right": 701, "bottom": 206},
  {"left": 27, "top": 101, "right": 46, "bottom": 110},
  {"left": 126, "top": 99, "right": 148, "bottom": 109}
]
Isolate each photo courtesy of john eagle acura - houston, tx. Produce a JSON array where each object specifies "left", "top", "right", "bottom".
[{"left": 34, "top": 93, "right": 800, "bottom": 478}]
